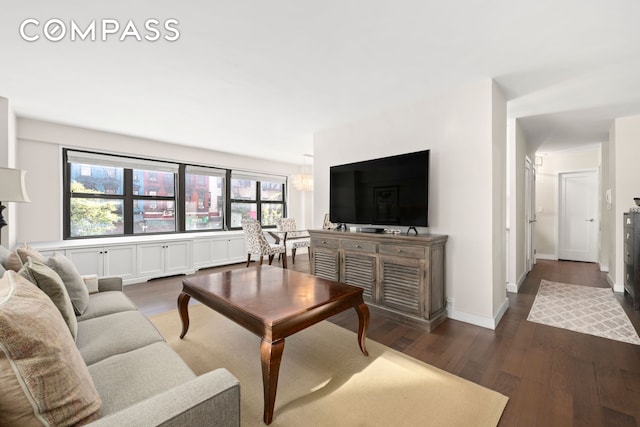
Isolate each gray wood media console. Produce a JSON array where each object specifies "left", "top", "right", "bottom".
[{"left": 309, "top": 229, "right": 448, "bottom": 331}]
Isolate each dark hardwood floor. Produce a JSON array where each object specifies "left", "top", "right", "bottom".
[{"left": 124, "top": 257, "right": 640, "bottom": 427}]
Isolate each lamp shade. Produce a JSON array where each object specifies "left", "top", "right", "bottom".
[
  {"left": 0, "top": 167, "right": 31, "bottom": 202},
  {"left": 292, "top": 173, "right": 313, "bottom": 192}
]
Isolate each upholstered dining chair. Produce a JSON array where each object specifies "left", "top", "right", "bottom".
[
  {"left": 241, "top": 218, "right": 287, "bottom": 268},
  {"left": 275, "top": 217, "right": 310, "bottom": 264}
]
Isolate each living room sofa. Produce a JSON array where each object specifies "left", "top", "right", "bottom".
[{"left": 0, "top": 244, "right": 240, "bottom": 426}]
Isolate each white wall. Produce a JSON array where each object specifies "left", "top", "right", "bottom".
[
  {"left": 490, "top": 82, "right": 508, "bottom": 319},
  {"left": 613, "top": 114, "right": 640, "bottom": 292},
  {"left": 506, "top": 120, "right": 535, "bottom": 292},
  {"left": 599, "top": 136, "right": 612, "bottom": 273},
  {"left": 313, "top": 79, "right": 508, "bottom": 329},
  {"left": 0, "top": 97, "right": 19, "bottom": 247},
  {"left": 534, "top": 146, "right": 601, "bottom": 260},
  {"left": 606, "top": 123, "right": 617, "bottom": 285},
  {"left": 15, "top": 118, "right": 304, "bottom": 244}
]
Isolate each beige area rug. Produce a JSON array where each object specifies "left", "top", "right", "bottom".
[
  {"left": 528, "top": 280, "right": 640, "bottom": 345},
  {"left": 150, "top": 304, "right": 508, "bottom": 426}
]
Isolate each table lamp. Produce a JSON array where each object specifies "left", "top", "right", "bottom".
[{"left": 0, "top": 167, "right": 31, "bottom": 233}]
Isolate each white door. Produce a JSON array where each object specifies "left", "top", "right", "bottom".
[
  {"left": 558, "top": 170, "right": 598, "bottom": 262},
  {"left": 524, "top": 159, "right": 536, "bottom": 272}
]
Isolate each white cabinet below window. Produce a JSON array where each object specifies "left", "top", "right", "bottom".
[
  {"left": 67, "top": 245, "right": 137, "bottom": 280},
  {"left": 32, "top": 232, "right": 246, "bottom": 285},
  {"left": 192, "top": 235, "right": 246, "bottom": 269},
  {"left": 137, "top": 240, "right": 193, "bottom": 280}
]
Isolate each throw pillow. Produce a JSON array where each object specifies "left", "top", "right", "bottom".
[
  {"left": 46, "top": 253, "right": 89, "bottom": 315},
  {"left": 82, "top": 274, "right": 100, "bottom": 294},
  {"left": 3, "top": 251, "right": 22, "bottom": 272},
  {"left": 15, "top": 243, "right": 47, "bottom": 265},
  {"left": 0, "top": 271, "right": 102, "bottom": 426},
  {"left": 18, "top": 257, "right": 78, "bottom": 340}
]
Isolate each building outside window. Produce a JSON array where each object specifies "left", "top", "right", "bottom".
[
  {"left": 184, "top": 166, "right": 225, "bottom": 231},
  {"left": 230, "top": 172, "right": 286, "bottom": 228},
  {"left": 133, "top": 168, "right": 176, "bottom": 234}
]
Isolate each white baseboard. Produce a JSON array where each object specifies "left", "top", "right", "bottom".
[
  {"left": 446, "top": 298, "right": 509, "bottom": 330},
  {"left": 608, "top": 275, "right": 624, "bottom": 293},
  {"left": 535, "top": 253, "right": 558, "bottom": 260},
  {"left": 506, "top": 282, "right": 518, "bottom": 293},
  {"left": 599, "top": 264, "right": 609, "bottom": 272},
  {"left": 506, "top": 271, "right": 527, "bottom": 293}
]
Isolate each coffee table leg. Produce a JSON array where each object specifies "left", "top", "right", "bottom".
[
  {"left": 260, "top": 338, "right": 285, "bottom": 425},
  {"left": 178, "top": 292, "right": 191, "bottom": 339},
  {"left": 354, "top": 302, "right": 370, "bottom": 356}
]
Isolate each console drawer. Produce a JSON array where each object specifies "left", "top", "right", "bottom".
[
  {"left": 379, "top": 244, "right": 425, "bottom": 259},
  {"left": 341, "top": 239, "right": 377, "bottom": 253},
  {"left": 311, "top": 236, "right": 339, "bottom": 249}
]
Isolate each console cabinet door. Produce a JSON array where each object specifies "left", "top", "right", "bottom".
[
  {"left": 341, "top": 251, "right": 377, "bottom": 303},
  {"left": 311, "top": 247, "right": 339, "bottom": 281},
  {"left": 379, "top": 256, "right": 425, "bottom": 317}
]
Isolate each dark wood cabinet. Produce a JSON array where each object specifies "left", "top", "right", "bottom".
[
  {"left": 623, "top": 212, "right": 640, "bottom": 310},
  {"left": 309, "top": 229, "right": 448, "bottom": 331}
]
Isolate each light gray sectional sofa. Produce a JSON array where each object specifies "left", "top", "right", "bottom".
[{"left": 0, "top": 245, "right": 240, "bottom": 426}]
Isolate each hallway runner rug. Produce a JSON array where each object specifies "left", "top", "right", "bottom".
[
  {"left": 150, "top": 304, "right": 508, "bottom": 426},
  {"left": 527, "top": 279, "right": 640, "bottom": 345}
]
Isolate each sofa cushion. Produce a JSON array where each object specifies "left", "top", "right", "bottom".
[
  {"left": 77, "top": 310, "right": 165, "bottom": 365},
  {"left": 0, "top": 271, "right": 102, "bottom": 426},
  {"left": 88, "top": 341, "right": 196, "bottom": 416},
  {"left": 77, "top": 291, "right": 138, "bottom": 321},
  {"left": 17, "top": 257, "right": 78, "bottom": 340},
  {"left": 46, "top": 253, "right": 89, "bottom": 315}
]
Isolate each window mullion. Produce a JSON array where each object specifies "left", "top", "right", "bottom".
[{"left": 123, "top": 169, "right": 133, "bottom": 234}]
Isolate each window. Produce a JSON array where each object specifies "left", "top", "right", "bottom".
[
  {"left": 132, "top": 168, "right": 176, "bottom": 234},
  {"left": 230, "top": 172, "right": 285, "bottom": 228},
  {"left": 64, "top": 150, "right": 287, "bottom": 238},
  {"left": 65, "top": 150, "right": 179, "bottom": 238},
  {"left": 185, "top": 166, "right": 225, "bottom": 231}
]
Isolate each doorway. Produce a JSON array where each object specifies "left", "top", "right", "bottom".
[
  {"left": 558, "top": 170, "right": 599, "bottom": 262},
  {"left": 524, "top": 158, "right": 536, "bottom": 273}
]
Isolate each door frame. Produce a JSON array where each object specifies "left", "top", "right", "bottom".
[
  {"left": 557, "top": 168, "right": 599, "bottom": 262},
  {"left": 524, "top": 157, "right": 536, "bottom": 273}
]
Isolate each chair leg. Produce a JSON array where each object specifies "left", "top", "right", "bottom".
[
  {"left": 292, "top": 248, "right": 296, "bottom": 264},
  {"left": 259, "top": 256, "right": 264, "bottom": 265},
  {"left": 282, "top": 252, "right": 287, "bottom": 269},
  {"left": 246, "top": 254, "right": 251, "bottom": 267},
  {"left": 268, "top": 255, "right": 274, "bottom": 265}
]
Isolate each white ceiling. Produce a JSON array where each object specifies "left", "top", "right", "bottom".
[{"left": 1, "top": 1, "right": 639, "bottom": 164}]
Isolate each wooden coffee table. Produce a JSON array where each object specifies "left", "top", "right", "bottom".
[{"left": 177, "top": 265, "right": 370, "bottom": 425}]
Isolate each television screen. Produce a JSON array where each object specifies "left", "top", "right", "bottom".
[{"left": 329, "top": 150, "right": 429, "bottom": 227}]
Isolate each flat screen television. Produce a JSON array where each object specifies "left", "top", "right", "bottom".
[{"left": 329, "top": 150, "right": 429, "bottom": 228}]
